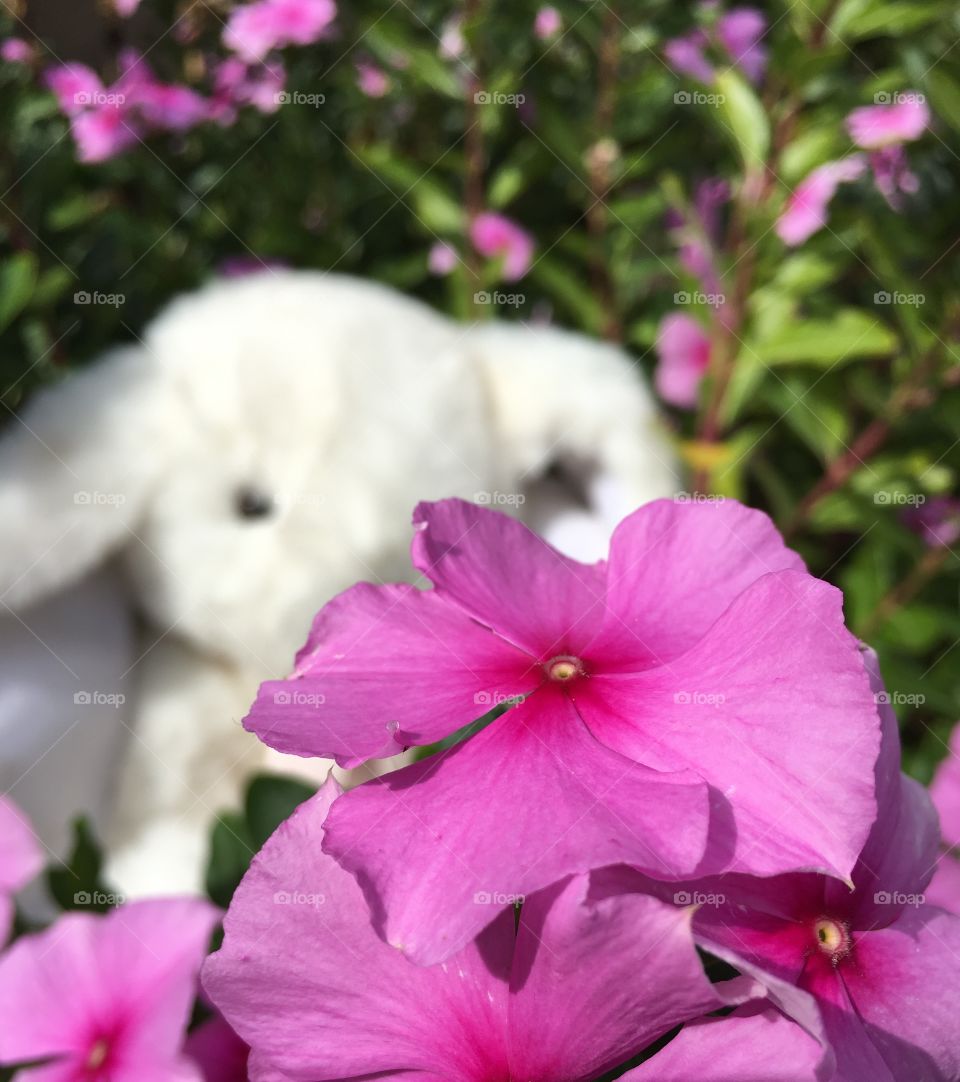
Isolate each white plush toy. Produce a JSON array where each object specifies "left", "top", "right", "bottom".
[{"left": 0, "top": 271, "right": 678, "bottom": 897}]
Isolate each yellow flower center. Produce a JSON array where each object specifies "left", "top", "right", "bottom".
[
  {"left": 814, "top": 917, "right": 851, "bottom": 962},
  {"left": 546, "top": 655, "right": 583, "bottom": 682}
]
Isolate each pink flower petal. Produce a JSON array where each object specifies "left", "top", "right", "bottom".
[
  {"left": 244, "top": 581, "right": 538, "bottom": 765},
  {"left": 625, "top": 1004, "right": 825, "bottom": 1081},
  {"left": 184, "top": 1015, "right": 249, "bottom": 1081},
  {"left": 846, "top": 97, "right": 930, "bottom": 150},
  {"left": 580, "top": 571, "right": 879, "bottom": 881},
  {"left": 925, "top": 853, "right": 960, "bottom": 915},
  {"left": 204, "top": 779, "right": 514, "bottom": 1078},
  {"left": 931, "top": 722, "right": 960, "bottom": 848},
  {"left": 321, "top": 687, "right": 710, "bottom": 964},
  {"left": 533, "top": 6, "right": 562, "bottom": 39},
  {"left": 412, "top": 498, "right": 606, "bottom": 659},
  {"left": 664, "top": 33, "right": 714, "bottom": 83},
  {"left": 0, "top": 797, "right": 42, "bottom": 943},
  {"left": 469, "top": 212, "right": 534, "bottom": 281},
  {"left": 716, "top": 8, "right": 768, "bottom": 84},
  {"left": 592, "top": 497, "right": 805, "bottom": 663},
  {"left": 509, "top": 878, "right": 724, "bottom": 1078},
  {"left": 44, "top": 63, "right": 104, "bottom": 116},
  {"left": 654, "top": 313, "right": 711, "bottom": 408},
  {"left": 776, "top": 156, "right": 866, "bottom": 245},
  {"left": 223, "top": 0, "right": 337, "bottom": 63},
  {"left": 841, "top": 905, "right": 960, "bottom": 1079}
]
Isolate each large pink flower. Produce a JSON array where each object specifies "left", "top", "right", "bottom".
[
  {"left": 846, "top": 96, "right": 930, "bottom": 150},
  {"left": 204, "top": 778, "right": 820, "bottom": 1080},
  {"left": 223, "top": 0, "right": 337, "bottom": 63},
  {"left": 245, "top": 498, "right": 880, "bottom": 964},
  {"left": 776, "top": 156, "right": 866, "bottom": 245},
  {"left": 0, "top": 898, "right": 219, "bottom": 1079},
  {"left": 0, "top": 797, "right": 41, "bottom": 943},
  {"left": 655, "top": 312, "right": 712, "bottom": 408},
  {"left": 470, "top": 211, "right": 535, "bottom": 280},
  {"left": 638, "top": 649, "right": 958, "bottom": 1080}
]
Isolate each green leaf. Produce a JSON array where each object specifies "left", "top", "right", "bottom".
[
  {"left": 925, "top": 69, "right": 960, "bottom": 137},
  {"left": 245, "top": 774, "right": 317, "bottom": 850},
  {"left": 750, "top": 310, "right": 897, "bottom": 366},
  {"left": 205, "top": 812, "right": 256, "bottom": 909},
  {"left": 530, "top": 257, "right": 603, "bottom": 334},
  {"left": 46, "top": 817, "right": 117, "bottom": 912},
  {"left": 715, "top": 69, "right": 769, "bottom": 172},
  {"left": 0, "top": 251, "right": 38, "bottom": 333}
]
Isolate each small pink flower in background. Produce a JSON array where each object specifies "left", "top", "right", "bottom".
[
  {"left": 655, "top": 313, "right": 712, "bottom": 408},
  {"left": 534, "top": 6, "right": 562, "bottom": 39},
  {"left": 0, "top": 37, "right": 33, "bottom": 64},
  {"left": 0, "top": 797, "right": 41, "bottom": 944},
  {"left": 210, "top": 57, "right": 286, "bottom": 122},
  {"left": 715, "top": 7, "right": 768, "bottom": 83},
  {"left": 868, "top": 144, "right": 920, "bottom": 208},
  {"left": 664, "top": 31, "right": 715, "bottom": 83},
  {"left": 439, "top": 16, "right": 465, "bottom": 60},
  {"left": 136, "top": 82, "right": 208, "bottom": 130},
  {"left": 664, "top": 7, "right": 768, "bottom": 85},
  {"left": 244, "top": 497, "right": 879, "bottom": 965},
  {"left": 902, "top": 496, "right": 960, "bottom": 549},
  {"left": 204, "top": 778, "right": 810, "bottom": 1080},
  {"left": 113, "top": 0, "right": 142, "bottom": 15},
  {"left": 0, "top": 898, "right": 219, "bottom": 1079},
  {"left": 427, "top": 240, "right": 459, "bottom": 275},
  {"left": 224, "top": 0, "right": 337, "bottom": 63},
  {"left": 44, "top": 62, "right": 103, "bottom": 116},
  {"left": 846, "top": 95, "right": 930, "bottom": 149},
  {"left": 355, "top": 59, "right": 391, "bottom": 98},
  {"left": 470, "top": 211, "right": 534, "bottom": 280},
  {"left": 775, "top": 155, "right": 865, "bottom": 245},
  {"left": 71, "top": 103, "right": 141, "bottom": 163}
]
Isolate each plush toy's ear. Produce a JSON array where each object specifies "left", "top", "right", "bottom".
[
  {"left": 0, "top": 346, "right": 168, "bottom": 610},
  {"left": 470, "top": 321, "right": 680, "bottom": 558}
]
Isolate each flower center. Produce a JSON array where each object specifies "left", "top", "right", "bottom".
[
  {"left": 813, "top": 917, "right": 852, "bottom": 963},
  {"left": 87, "top": 1038, "right": 110, "bottom": 1070},
  {"left": 545, "top": 655, "right": 583, "bottom": 682}
]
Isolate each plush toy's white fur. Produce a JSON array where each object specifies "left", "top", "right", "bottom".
[{"left": 0, "top": 271, "right": 678, "bottom": 896}]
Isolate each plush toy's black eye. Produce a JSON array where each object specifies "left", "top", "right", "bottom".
[{"left": 234, "top": 485, "right": 275, "bottom": 520}]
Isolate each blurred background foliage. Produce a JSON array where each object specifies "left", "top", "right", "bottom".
[{"left": 1, "top": 0, "right": 959, "bottom": 779}]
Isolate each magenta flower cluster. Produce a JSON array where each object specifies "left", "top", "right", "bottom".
[{"left": 192, "top": 496, "right": 958, "bottom": 1078}]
